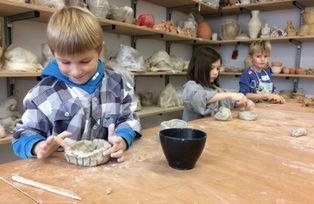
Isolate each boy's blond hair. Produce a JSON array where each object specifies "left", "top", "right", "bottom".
[
  {"left": 47, "top": 6, "right": 103, "bottom": 56},
  {"left": 249, "top": 40, "right": 271, "bottom": 56}
]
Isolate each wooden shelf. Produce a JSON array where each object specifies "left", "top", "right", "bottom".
[
  {"left": 0, "top": 134, "right": 12, "bottom": 145},
  {"left": 0, "top": 1, "right": 211, "bottom": 44},
  {"left": 218, "top": 0, "right": 314, "bottom": 16},
  {"left": 211, "top": 35, "right": 314, "bottom": 45},
  {"left": 0, "top": 0, "right": 54, "bottom": 22},
  {"left": 134, "top": 71, "right": 186, "bottom": 76},
  {"left": 142, "top": 0, "right": 217, "bottom": 15},
  {"left": 137, "top": 105, "right": 183, "bottom": 117},
  {"left": 220, "top": 72, "right": 314, "bottom": 78},
  {"left": 0, "top": 70, "right": 40, "bottom": 77},
  {"left": 101, "top": 18, "right": 209, "bottom": 43},
  {"left": 143, "top": 0, "right": 314, "bottom": 16}
]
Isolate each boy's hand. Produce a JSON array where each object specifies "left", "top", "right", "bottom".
[
  {"left": 103, "top": 124, "right": 127, "bottom": 163},
  {"left": 34, "top": 131, "right": 71, "bottom": 159},
  {"left": 245, "top": 99, "right": 256, "bottom": 110}
]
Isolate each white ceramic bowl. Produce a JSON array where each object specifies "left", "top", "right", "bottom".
[{"left": 271, "top": 66, "right": 282, "bottom": 74}]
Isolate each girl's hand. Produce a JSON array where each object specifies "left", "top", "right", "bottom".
[
  {"left": 103, "top": 124, "right": 127, "bottom": 163},
  {"left": 34, "top": 131, "right": 71, "bottom": 159},
  {"left": 230, "top": 93, "right": 246, "bottom": 101},
  {"left": 267, "top": 94, "right": 285, "bottom": 104}
]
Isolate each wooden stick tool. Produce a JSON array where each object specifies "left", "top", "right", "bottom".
[
  {"left": 11, "top": 175, "right": 81, "bottom": 201},
  {"left": 0, "top": 177, "right": 40, "bottom": 203}
]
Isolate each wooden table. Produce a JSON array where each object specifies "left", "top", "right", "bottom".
[{"left": 1, "top": 101, "right": 314, "bottom": 203}]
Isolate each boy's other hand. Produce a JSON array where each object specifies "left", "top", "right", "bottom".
[
  {"left": 103, "top": 124, "right": 127, "bottom": 163},
  {"left": 34, "top": 131, "right": 71, "bottom": 159}
]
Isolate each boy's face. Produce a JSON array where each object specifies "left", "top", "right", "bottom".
[
  {"left": 209, "top": 59, "right": 221, "bottom": 83},
  {"left": 251, "top": 51, "right": 270, "bottom": 70},
  {"left": 55, "top": 49, "right": 100, "bottom": 84}
]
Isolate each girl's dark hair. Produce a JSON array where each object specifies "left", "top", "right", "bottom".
[{"left": 187, "top": 46, "right": 221, "bottom": 87}]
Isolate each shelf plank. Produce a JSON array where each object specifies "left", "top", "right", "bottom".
[
  {"left": 134, "top": 71, "right": 187, "bottom": 76},
  {"left": 219, "top": 0, "right": 296, "bottom": 16},
  {"left": 220, "top": 72, "right": 314, "bottom": 78},
  {"left": 211, "top": 35, "right": 314, "bottom": 45},
  {"left": 101, "top": 19, "right": 205, "bottom": 43},
  {"left": 137, "top": 106, "right": 183, "bottom": 117},
  {"left": 0, "top": 0, "right": 54, "bottom": 23},
  {"left": 0, "top": 134, "right": 12, "bottom": 145},
  {"left": 142, "top": 0, "right": 217, "bottom": 15},
  {"left": 296, "top": 0, "right": 314, "bottom": 7},
  {"left": 0, "top": 70, "right": 40, "bottom": 77}
]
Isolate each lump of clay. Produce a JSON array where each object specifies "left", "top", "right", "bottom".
[
  {"left": 291, "top": 128, "right": 308, "bottom": 137},
  {"left": 214, "top": 107, "right": 232, "bottom": 121},
  {"left": 160, "top": 119, "right": 188, "bottom": 131},
  {"left": 65, "top": 139, "right": 111, "bottom": 167},
  {"left": 238, "top": 111, "right": 258, "bottom": 121}
]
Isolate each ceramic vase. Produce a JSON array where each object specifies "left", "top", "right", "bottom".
[
  {"left": 248, "top": 10, "right": 261, "bottom": 39},
  {"left": 197, "top": 21, "right": 212, "bottom": 39}
]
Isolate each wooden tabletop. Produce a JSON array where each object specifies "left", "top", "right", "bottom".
[{"left": 0, "top": 101, "right": 314, "bottom": 203}]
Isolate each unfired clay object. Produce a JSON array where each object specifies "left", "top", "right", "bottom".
[
  {"left": 214, "top": 107, "right": 232, "bottom": 121},
  {"left": 65, "top": 139, "right": 111, "bottom": 167},
  {"left": 160, "top": 119, "right": 188, "bottom": 131},
  {"left": 291, "top": 128, "right": 307, "bottom": 137},
  {"left": 238, "top": 111, "right": 258, "bottom": 121}
]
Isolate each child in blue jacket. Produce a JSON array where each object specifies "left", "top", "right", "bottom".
[
  {"left": 239, "top": 41, "right": 285, "bottom": 103},
  {"left": 12, "top": 7, "right": 141, "bottom": 162}
]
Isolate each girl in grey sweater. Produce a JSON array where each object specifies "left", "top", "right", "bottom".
[{"left": 182, "top": 46, "right": 255, "bottom": 121}]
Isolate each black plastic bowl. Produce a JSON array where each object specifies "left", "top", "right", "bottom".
[{"left": 159, "top": 128, "right": 207, "bottom": 170}]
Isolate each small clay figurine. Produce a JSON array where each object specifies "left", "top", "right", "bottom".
[
  {"left": 260, "top": 23, "right": 271, "bottom": 38},
  {"left": 214, "top": 107, "right": 232, "bottom": 121},
  {"left": 291, "top": 128, "right": 307, "bottom": 137},
  {"left": 286, "top": 20, "right": 297, "bottom": 36}
]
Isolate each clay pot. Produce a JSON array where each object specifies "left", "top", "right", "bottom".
[
  {"left": 289, "top": 68, "right": 296, "bottom": 74},
  {"left": 220, "top": 19, "right": 241, "bottom": 40},
  {"left": 282, "top": 67, "right": 290, "bottom": 74},
  {"left": 295, "top": 68, "right": 305, "bottom": 75},
  {"left": 271, "top": 66, "right": 282, "bottom": 74},
  {"left": 197, "top": 21, "right": 212, "bottom": 39},
  {"left": 271, "top": 61, "right": 283, "bottom": 67}
]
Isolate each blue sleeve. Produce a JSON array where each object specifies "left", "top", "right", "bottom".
[
  {"left": 12, "top": 134, "right": 45, "bottom": 159},
  {"left": 115, "top": 128, "right": 135, "bottom": 149},
  {"left": 239, "top": 69, "right": 252, "bottom": 95}
]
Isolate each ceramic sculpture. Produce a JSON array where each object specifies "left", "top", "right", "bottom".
[
  {"left": 65, "top": 139, "right": 112, "bottom": 167},
  {"left": 248, "top": 10, "right": 261, "bottom": 39}
]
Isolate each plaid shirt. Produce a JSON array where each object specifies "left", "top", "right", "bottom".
[{"left": 13, "top": 69, "right": 141, "bottom": 146}]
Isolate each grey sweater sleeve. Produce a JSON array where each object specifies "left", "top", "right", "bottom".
[{"left": 182, "top": 81, "right": 218, "bottom": 116}]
